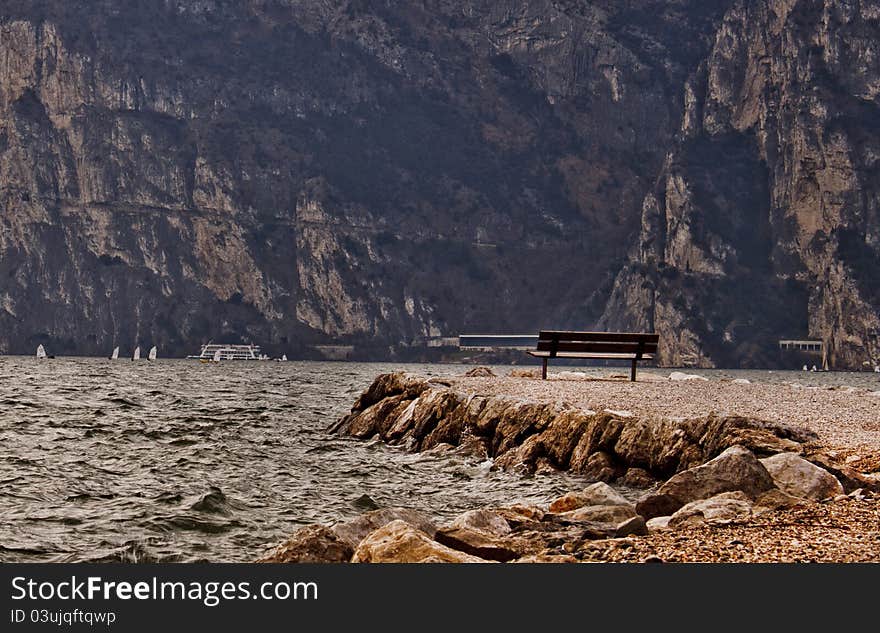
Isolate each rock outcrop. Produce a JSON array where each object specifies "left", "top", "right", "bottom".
[
  {"left": 334, "top": 373, "right": 813, "bottom": 482},
  {"left": 600, "top": 0, "right": 880, "bottom": 369}
]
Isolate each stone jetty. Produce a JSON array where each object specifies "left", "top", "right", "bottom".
[{"left": 259, "top": 372, "right": 880, "bottom": 563}]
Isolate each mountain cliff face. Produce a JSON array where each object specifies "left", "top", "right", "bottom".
[
  {"left": 0, "top": 1, "right": 877, "bottom": 367},
  {"left": 600, "top": 0, "right": 880, "bottom": 369}
]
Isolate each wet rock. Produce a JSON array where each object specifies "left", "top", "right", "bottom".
[
  {"left": 667, "top": 491, "right": 753, "bottom": 528},
  {"left": 450, "top": 435, "right": 489, "bottom": 460},
  {"left": 256, "top": 525, "right": 354, "bottom": 563},
  {"left": 577, "top": 451, "right": 623, "bottom": 482},
  {"left": 331, "top": 508, "right": 437, "bottom": 549},
  {"left": 352, "top": 520, "right": 489, "bottom": 563},
  {"left": 346, "top": 394, "right": 407, "bottom": 439},
  {"left": 636, "top": 446, "right": 776, "bottom": 519},
  {"left": 352, "top": 494, "right": 380, "bottom": 511},
  {"left": 421, "top": 442, "right": 456, "bottom": 455},
  {"left": 760, "top": 453, "right": 844, "bottom": 501},
  {"left": 620, "top": 467, "right": 659, "bottom": 488},
  {"left": 492, "top": 434, "right": 544, "bottom": 471}
]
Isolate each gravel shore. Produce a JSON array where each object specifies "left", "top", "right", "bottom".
[
  {"left": 577, "top": 496, "right": 880, "bottom": 563},
  {"left": 441, "top": 371, "right": 880, "bottom": 562},
  {"left": 452, "top": 372, "right": 880, "bottom": 466}
]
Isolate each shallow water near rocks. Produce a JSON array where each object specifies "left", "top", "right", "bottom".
[
  {"left": 2, "top": 358, "right": 876, "bottom": 562},
  {"left": 0, "top": 359, "right": 603, "bottom": 562}
]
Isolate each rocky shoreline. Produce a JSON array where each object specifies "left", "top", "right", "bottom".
[{"left": 258, "top": 372, "right": 880, "bottom": 563}]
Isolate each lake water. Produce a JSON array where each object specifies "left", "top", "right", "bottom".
[{"left": 2, "top": 358, "right": 877, "bottom": 562}]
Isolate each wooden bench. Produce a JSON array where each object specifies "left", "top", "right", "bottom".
[{"left": 527, "top": 331, "right": 659, "bottom": 381}]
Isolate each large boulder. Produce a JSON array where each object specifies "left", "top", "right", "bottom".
[
  {"left": 256, "top": 525, "right": 354, "bottom": 563},
  {"left": 760, "top": 453, "right": 844, "bottom": 500},
  {"left": 449, "top": 509, "right": 512, "bottom": 536},
  {"left": 331, "top": 508, "right": 437, "bottom": 548},
  {"left": 435, "top": 509, "right": 522, "bottom": 562},
  {"left": 667, "top": 491, "right": 753, "bottom": 528},
  {"left": 554, "top": 504, "right": 637, "bottom": 524},
  {"left": 549, "top": 482, "right": 633, "bottom": 513},
  {"left": 351, "top": 520, "right": 489, "bottom": 563},
  {"left": 636, "top": 446, "right": 776, "bottom": 519}
]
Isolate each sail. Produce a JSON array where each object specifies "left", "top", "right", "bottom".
[
  {"left": 213, "top": 349, "right": 222, "bottom": 362},
  {"left": 111, "top": 346, "right": 119, "bottom": 360},
  {"left": 148, "top": 346, "right": 157, "bottom": 361},
  {"left": 281, "top": 354, "right": 287, "bottom": 361},
  {"left": 36, "top": 344, "right": 46, "bottom": 359},
  {"left": 133, "top": 346, "right": 141, "bottom": 360}
]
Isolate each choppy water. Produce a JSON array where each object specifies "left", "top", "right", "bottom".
[
  {"left": 3, "top": 358, "right": 878, "bottom": 563},
  {"left": 0, "top": 359, "right": 602, "bottom": 563}
]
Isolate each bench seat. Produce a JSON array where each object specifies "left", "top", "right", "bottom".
[
  {"left": 528, "top": 351, "right": 656, "bottom": 360},
  {"left": 528, "top": 331, "right": 659, "bottom": 381}
]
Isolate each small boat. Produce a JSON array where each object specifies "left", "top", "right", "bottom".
[
  {"left": 36, "top": 344, "right": 47, "bottom": 359},
  {"left": 148, "top": 346, "right": 157, "bottom": 361},
  {"left": 132, "top": 346, "right": 141, "bottom": 361},
  {"left": 110, "top": 346, "right": 119, "bottom": 360},
  {"left": 275, "top": 354, "right": 288, "bottom": 362}
]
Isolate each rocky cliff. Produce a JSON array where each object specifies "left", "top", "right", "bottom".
[
  {"left": 600, "top": 0, "right": 880, "bottom": 369},
  {"left": 0, "top": 1, "right": 877, "bottom": 366}
]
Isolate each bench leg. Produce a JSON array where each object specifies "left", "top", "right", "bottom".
[
  {"left": 630, "top": 359, "right": 637, "bottom": 382},
  {"left": 542, "top": 358, "right": 548, "bottom": 380}
]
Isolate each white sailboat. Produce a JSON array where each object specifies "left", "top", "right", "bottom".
[
  {"left": 281, "top": 354, "right": 287, "bottom": 361},
  {"left": 36, "top": 344, "right": 47, "bottom": 359},
  {"left": 110, "top": 346, "right": 119, "bottom": 360},
  {"left": 132, "top": 346, "right": 141, "bottom": 361},
  {"left": 148, "top": 346, "right": 157, "bottom": 361}
]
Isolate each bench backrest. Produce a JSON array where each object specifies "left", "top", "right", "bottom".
[{"left": 536, "top": 331, "right": 659, "bottom": 357}]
